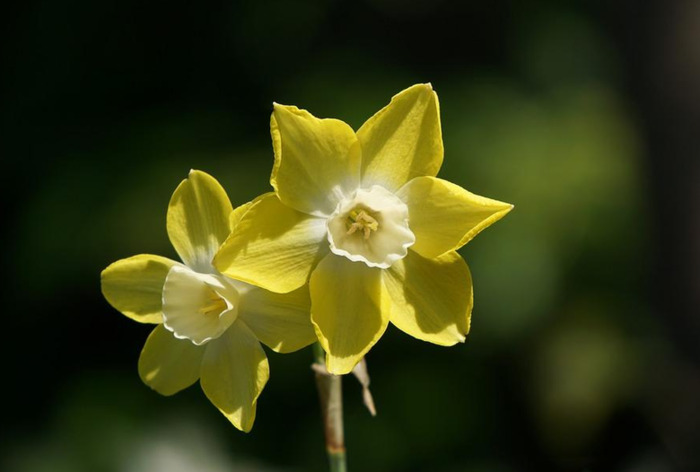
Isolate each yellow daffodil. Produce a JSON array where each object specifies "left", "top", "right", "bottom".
[
  {"left": 101, "top": 170, "right": 315, "bottom": 432},
  {"left": 214, "top": 84, "right": 513, "bottom": 375}
]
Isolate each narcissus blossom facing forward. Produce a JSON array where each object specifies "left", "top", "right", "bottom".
[
  {"left": 214, "top": 84, "right": 513, "bottom": 375},
  {"left": 101, "top": 170, "right": 315, "bottom": 432}
]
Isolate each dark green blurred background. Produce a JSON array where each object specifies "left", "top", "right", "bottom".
[{"left": 3, "top": 0, "right": 699, "bottom": 471}]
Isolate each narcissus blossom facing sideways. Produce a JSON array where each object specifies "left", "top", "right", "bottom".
[
  {"left": 101, "top": 170, "right": 315, "bottom": 432},
  {"left": 214, "top": 84, "right": 513, "bottom": 375}
]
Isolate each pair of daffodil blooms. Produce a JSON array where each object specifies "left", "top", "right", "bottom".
[{"left": 101, "top": 84, "right": 512, "bottom": 432}]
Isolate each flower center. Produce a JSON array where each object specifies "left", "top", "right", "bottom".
[
  {"left": 162, "top": 265, "right": 240, "bottom": 345},
  {"left": 346, "top": 208, "right": 379, "bottom": 240},
  {"left": 198, "top": 287, "right": 229, "bottom": 317},
  {"left": 327, "top": 185, "right": 415, "bottom": 268}
]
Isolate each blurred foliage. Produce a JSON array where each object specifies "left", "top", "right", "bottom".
[{"left": 2, "top": 0, "right": 694, "bottom": 471}]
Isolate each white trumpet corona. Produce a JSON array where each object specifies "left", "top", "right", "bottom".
[
  {"left": 326, "top": 185, "right": 415, "bottom": 268},
  {"left": 161, "top": 265, "right": 241, "bottom": 345}
]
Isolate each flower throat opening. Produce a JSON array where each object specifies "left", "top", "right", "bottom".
[
  {"left": 198, "top": 287, "right": 228, "bottom": 317},
  {"left": 346, "top": 208, "right": 379, "bottom": 240}
]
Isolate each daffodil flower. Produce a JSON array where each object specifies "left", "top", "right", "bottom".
[
  {"left": 101, "top": 170, "right": 315, "bottom": 432},
  {"left": 214, "top": 84, "right": 513, "bottom": 375}
]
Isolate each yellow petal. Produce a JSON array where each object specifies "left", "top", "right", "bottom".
[
  {"left": 238, "top": 285, "right": 315, "bottom": 353},
  {"left": 200, "top": 321, "right": 269, "bottom": 432},
  {"left": 271, "top": 104, "right": 361, "bottom": 216},
  {"left": 167, "top": 170, "right": 233, "bottom": 271},
  {"left": 229, "top": 193, "right": 274, "bottom": 232},
  {"left": 357, "top": 83, "right": 443, "bottom": 191},
  {"left": 229, "top": 202, "right": 253, "bottom": 232},
  {"left": 101, "top": 254, "right": 178, "bottom": 323},
  {"left": 138, "top": 324, "right": 205, "bottom": 396},
  {"left": 214, "top": 194, "right": 327, "bottom": 293},
  {"left": 310, "top": 254, "right": 390, "bottom": 375},
  {"left": 383, "top": 250, "right": 472, "bottom": 346},
  {"left": 397, "top": 176, "right": 513, "bottom": 259}
]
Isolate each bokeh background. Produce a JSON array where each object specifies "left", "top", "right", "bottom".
[{"left": 3, "top": 0, "right": 700, "bottom": 470}]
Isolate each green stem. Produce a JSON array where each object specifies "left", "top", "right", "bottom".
[{"left": 313, "top": 343, "right": 347, "bottom": 472}]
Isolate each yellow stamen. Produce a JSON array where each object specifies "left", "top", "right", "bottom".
[
  {"left": 347, "top": 209, "right": 379, "bottom": 240},
  {"left": 199, "top": 289, "right": 227, "bottom": 316}
]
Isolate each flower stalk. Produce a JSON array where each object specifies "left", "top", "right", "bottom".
[{"left": 313, "top": 343, "right": 347, "bottom": 472}]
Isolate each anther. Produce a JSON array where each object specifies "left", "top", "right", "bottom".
[
  {"left": 346, "top": 210, "right": 379, "bottom": 240},
  {"left": 199, "top": 290, "right": 227, "bottom": 316}
]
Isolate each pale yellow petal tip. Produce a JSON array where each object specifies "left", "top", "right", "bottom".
[
  {"left": 185, "top": 169, "right": 215, "bottom": 185},
  {"left": 221, "top": 411, "right": 256, "bottom": 433},
  {"left": 405, "top": 83, "right": 433, "bottom": 93},
  {"left": 325, "top": 352, "right": 365, "bottom": 375},
  {"left": 239, "top": 416, "right": 255, "bottom": 433},
  {"left": 326, "top": 357, "right": 356, "bottom": 376},
  {"left": 493, "top": 201, "right": 514, "bottom": 214},
  {"left": 272, "top": 102, "right": 294, "bottom": 112},
  {"left": 272, "top": 103, "right": 307, "bottom": 118},
  {"left": 144, "top": 381, "right": 180, "bottom": 398}
]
